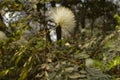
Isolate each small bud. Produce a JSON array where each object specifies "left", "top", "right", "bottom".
[
  {"left": 85, "top": 58, "right": 94, "bottom": 67},
  {"left": 0, "top": 31, "right": 7, "bottom": 40}
]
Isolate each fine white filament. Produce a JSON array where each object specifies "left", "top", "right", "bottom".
[{"left": 48, "top": 7, "right": 76, "bottom": 39}]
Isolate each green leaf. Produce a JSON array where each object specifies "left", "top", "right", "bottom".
[
  {"left": 0, "top": 67, "right": 14, "bottom": 78},
  {"left": 106, "top": 57, "right": 120, "bottom": 71}
]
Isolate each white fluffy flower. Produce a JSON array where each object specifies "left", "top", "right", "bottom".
[
  {"left": 0, "top": 31, "right": 7, "bottom": 40},
  {"left": 48, "top": 6, "right": 76, "bottom": 38}
]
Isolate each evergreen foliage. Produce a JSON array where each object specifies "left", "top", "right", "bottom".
[{"left": 0, "top": 0, "right": 120, "bottom": 80}]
